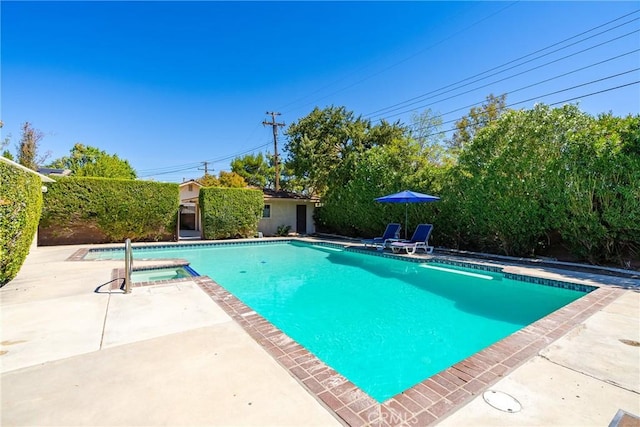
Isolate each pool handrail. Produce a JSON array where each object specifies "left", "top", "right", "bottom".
[{"left": 124, "top": 238, "right": 133, "bottom": 294}]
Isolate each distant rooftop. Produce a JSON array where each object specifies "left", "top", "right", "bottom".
[
  {"left": 37, "top": 167, "right": 72, "bottom": 177},
  {"left": 262, "top": 188, "right": 319, "bottom": 201}
]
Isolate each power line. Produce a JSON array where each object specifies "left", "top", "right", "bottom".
[
  {"left": 138, "top": 164, "right": 202, "bottom": 178},
  {"left": 206, "top": 142, "right": 272, "bottom": 164},
  {"left": 490, "top": 49, "right": 640, "bottom": 100},
  {"left": 407, "top": 69, "right": 639, "bottom": 133},
  {"left": 141, "top": 79, "right": 639, "bottom": 181},
  {"left": 374, "top": 43, "right": 640, "bottom": 122},
  {"left": 139, "top": 10, "right": 639, "bottom": 180},
  {"left": 366, "top": 11, "right": 639, "bottom": 118},
  {"left": 137, "top": 160, "right": 204, "bottom": 173},
  {"left": 366, "top": 20, "right": 640, "bottom": 120},
  {"left": 547, "top": 80, "right": 640, "bottom": 106},
  {"left": 277, "top": 1, "right": 521, "bottom": 114},
  {"left": 409, "top": 79, "right": 640, "bottom": 137},
  {"left": 136, "top": 123, "right": 264, "bottom": 175},
  {"left": 138, "top": 141, "right": 271, "bottom": 178}
]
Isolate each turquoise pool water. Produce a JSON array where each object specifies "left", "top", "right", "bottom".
[
  {"left": 130, "top": 267, "right": 193, "bottom": 283},
  {"left": 88, "top": 242, "right": 587, "bottom": 402}
]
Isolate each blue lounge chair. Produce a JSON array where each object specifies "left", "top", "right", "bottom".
[
  {"left": 390, "top": 224, "right": 434, "bottom": 254},
  {"left": 362, "top": 223, "right": 401, "bottom": 250}
]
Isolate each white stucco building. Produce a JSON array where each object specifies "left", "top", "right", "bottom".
[
  {"left": 177, "top": 181, "right": 319, "bottom": 238},
  {"left": 259, "top": 189, "right": 319, "bottom": 236},
  {"left": 178, "top": 180, "right": 203, "bottom": 235}
]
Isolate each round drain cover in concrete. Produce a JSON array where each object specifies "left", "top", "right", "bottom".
[{"left": 483, "top": 390, "right": 522, "bottom": 413}]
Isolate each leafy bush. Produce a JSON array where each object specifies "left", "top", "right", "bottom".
[
  {"left": 276, "top": 224, "right": 292, "bottom": 236},
  {"left": 0, "top": 161, "right": 43, "bottom": 285},
  {"left": 315, "top": 103, "right": 639, "bottom": 266},
  {"left": 555, "top": 113, "right": 640, "bottom": 264},
  {"left": 315, "top": 141, "right": 441, "bottom": 238},
  {"left": 39, "top": 177, "right": 178, "bottom": 244},
  {"left": 437, "top": 104, "right": 589, "bottom": 256},
  {"left": 438, "top": 106, "right": 640, "bottom": 265},
  {"left": 199, "top": 187, "right": 263, "bottom": 239}
]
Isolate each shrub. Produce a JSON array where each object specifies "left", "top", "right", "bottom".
[
  {"left": 314, "top": 143, "right": 441, "bottom": 239},
  {"left": 312, "top": 104, "right": 639, "bottom": 267},
  {"left": 0, "top": 161, "right": 43, "bottom": 285},
  {"left": 276, "top": 224, "right": 292, "bottom": 236},
  {"left": 38, "top": 177, "right": 179, "bottom": 245},
  {"left": 199, "top": 187, "right": 263, "bottom": 239},
  {"left": 556, "top": 113, "right": 640, "bottom": 264}
]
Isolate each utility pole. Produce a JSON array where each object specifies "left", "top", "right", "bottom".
[
  {"left": 198, "top": 161, "right": 210, "bottom": 176},
  {"left": 262, "top": 112, "right": 285, "bottom": 192}
]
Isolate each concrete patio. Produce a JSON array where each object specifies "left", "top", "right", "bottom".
[
  {"left": 1, "top": 242, "right": 638, "bottom": 426},
  {"left": 0, "top": 244, "right": 339, "bottom": 426}
]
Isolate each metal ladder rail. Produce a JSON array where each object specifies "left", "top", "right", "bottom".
[{"left": 124, "top": 238, "right": 133, "bottom": 294}]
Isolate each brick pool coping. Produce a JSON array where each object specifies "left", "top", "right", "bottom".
[
  {"left": 110, "top": 261, "right": 195, "bottom": 290},
  {"left": 195, "top": 275, "right": 621, "bottom": 426},
  {"left": 82, "top": 244, "right": 625, "bottom": 425}
]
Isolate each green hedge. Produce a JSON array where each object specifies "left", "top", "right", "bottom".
[
  {"left": 38, "top": 177, "right": 179, "bottom": 245},
  {"left": 315, "top": 107, "right": 640, "bottom": 267},
  {"left": 0, "top": 161, "right": 43, "bottom": 285},
  {"left": 199, "top": 187, "right": 263, "bottom": 239},
  {"left": 434, "top": 107, "right": 640, "bottom": 265}
]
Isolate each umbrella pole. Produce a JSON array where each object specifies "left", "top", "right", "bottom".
[{"left": 405, "top": 203, "right": 408, "bottom": 239}]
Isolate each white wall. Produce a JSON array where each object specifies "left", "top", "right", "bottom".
[
  {"left": 179, "top": 183, "right": 201, "bottom": 232},
  {"left": 179, "top": 183, "right": 200, "bottom": 203},
  {"left": 259, "top": 199, "right": 316, "bottom": 236}
]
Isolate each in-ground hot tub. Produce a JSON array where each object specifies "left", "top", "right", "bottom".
[{"left": 130, "top": 266, "right": 199, "bottom": 283}]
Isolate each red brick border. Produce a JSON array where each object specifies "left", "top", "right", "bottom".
[
  {"left": 110, "top": 261, "right": 194, "bottom": 291},
  {"left": 67, "top": 248, "right": 90, "bottom": 261},
  {"left": 194, "top": 275, "right": 622, "bottom": 426}
]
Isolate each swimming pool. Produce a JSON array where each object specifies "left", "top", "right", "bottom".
[{"left": 88, "top": 241, "right": 590, "bottom": 402}]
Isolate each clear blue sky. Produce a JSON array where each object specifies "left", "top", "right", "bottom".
[{"left": 2, "top": 1, "right": 639, "bottom": 183}]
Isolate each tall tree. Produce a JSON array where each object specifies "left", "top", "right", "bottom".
[
  {"left": 197, "top": 173, "right": 219, "bottom": 187},
  {"left": 0, "top": 121, "right": 13, "bottom": 160},
  {"left": 284, "top": 106, "right": 369, "bottom": 195},
  {"left": 17, "top": 122, "right": 49, "bottom": 170},
  {"left": 218, "top": 171, "right": 247, "bottom": 188},
  {"left": 410, "top": 108, "right": 451, "bottom": 166},
  {"left": 316, "top": 135, "right": 439, "bottom": 237},
  {"left": 284, "top": 106, "right": 406, "bottom": 195},
  {"left": 230, "top": 152, "right": 273, "bottom": 188},
  {"left": 1, "top": 150, "right": 14, "bottom": 161},
  {"left": 449, "top": 94, "right": 508, "bottom": 153},
  {"left": 48, "top": 143, "right": 136, "bottom": 179}
]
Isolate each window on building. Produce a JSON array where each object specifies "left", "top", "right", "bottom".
[
  {"left": 263, "top": 204, "right": 271, "bottom": 218},
  {"left": 188, "top": 184, "right": 193, "bottom": 192}
]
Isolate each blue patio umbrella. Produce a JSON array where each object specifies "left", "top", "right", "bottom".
[{"left": 375, "top": 190, "right": 440, "bottom": 239}]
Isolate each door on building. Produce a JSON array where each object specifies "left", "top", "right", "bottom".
[
  {"left": 180, "top": 204, "right": 196, "bottom": 230},
  {"left": 296, "top": 204, "right": 307, "bottom": 235}
]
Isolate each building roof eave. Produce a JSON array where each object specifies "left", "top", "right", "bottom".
[
  {"left": 0, "top": 156, "right": 55, "bottom": 182},
  {"left": 179, "top": 179, "right": 204, "bottom": 188},
  {"left": 262, "top": 188, "right": 319, "bottom": 202}
]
